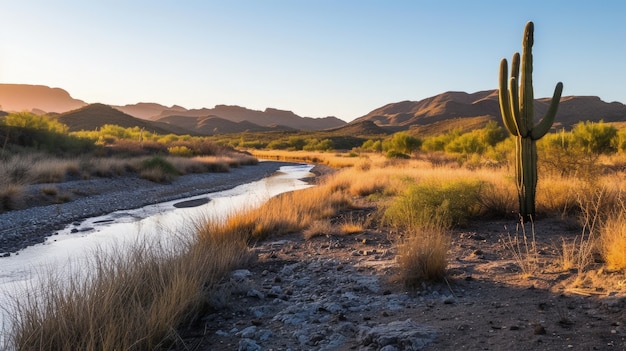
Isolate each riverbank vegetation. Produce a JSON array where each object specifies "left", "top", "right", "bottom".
[
  {"left": 3, "top": 111, "right": 626, "bottom": 349},
  {"left": 0, "top": 113, "right": 257, "bottom": 213}
]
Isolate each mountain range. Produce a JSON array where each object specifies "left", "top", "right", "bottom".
[{"left": 1, "top": 84, "right": 625, "bottom": 136}]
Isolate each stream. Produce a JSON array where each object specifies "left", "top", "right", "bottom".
[{"left": 0, "top": 164, "right": 314, "bottom": 345}]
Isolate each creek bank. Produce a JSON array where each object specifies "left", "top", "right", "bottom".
[{"left": 0, "top": 161, "right": 294, "bottom": 254}]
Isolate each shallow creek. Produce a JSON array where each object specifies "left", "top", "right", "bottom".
[{"left": 0, "top": 164, "right": 314, "bottom": 343}]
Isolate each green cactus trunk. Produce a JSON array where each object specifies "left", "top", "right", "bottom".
[
  {"left": 498, "top": 21, "right": 563, "bottom": 221},
  {"left": 515, "top": 136, "right": 537, "bottom": 219}
]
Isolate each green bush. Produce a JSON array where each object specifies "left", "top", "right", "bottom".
[
  {"left": 303, "top": 138, "right": 334, "bottom": 151},
  {"left": 140, "top": 156, "right": 179, "bottom": 183},
  {"left": 383, "top": 179, "right": 484, "bottom": 229},
  {"left": 382, "top": 132, "right": 421, "bottom": 155},
  {"left": 361, "top": 139, "right": 382, "bottom": 152},
  {"left": 168, "top": 145, "right": 193, "bottom": 157},
  {"left": 385, "top": 150, "right": 411, "bottom": 159},
  {"left": 571, "top": 120, "right": 618, "bottom": 154}
]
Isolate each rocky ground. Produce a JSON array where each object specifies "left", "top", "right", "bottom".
[
  {"left": 0, "top": 161, "right": 293, "bottom": 254},
  {"left": 175, "top": 204, "right": 626, "bottom": 351}
]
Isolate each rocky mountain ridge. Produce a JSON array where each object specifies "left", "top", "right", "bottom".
[{"left": 2, "top": 84, "right": 625, "bottom": 135}]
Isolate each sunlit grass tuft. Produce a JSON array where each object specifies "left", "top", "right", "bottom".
[{"left": 8, "top": 219, "right": 250, "bottom": 350}]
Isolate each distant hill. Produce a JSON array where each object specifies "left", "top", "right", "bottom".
[
  {"left": 353, "top": 90, "right": 626, "bottom": 133},
  {"left": 156, "top": 115, "right": 296, "bottom": 134},
  {"left": 326, "top": 120, "right": 391, "bottom": 136},
  {"left": 150, "top": 105, "right": 346, "bottom": 131},
  {"left": 0, "top": 84, "right": 86, "bottom": 113},
  {"left": 114, "top": 103, "right": 187, "bottom": 120},
  {"left": 55, "top": 103, "right": 191, "bottom": 135},
  {"left": 0, "top": 83, "right": 345, "bottom": 132}
]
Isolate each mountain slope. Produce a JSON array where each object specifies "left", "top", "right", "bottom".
[
  {"left": 156, "top": 115, "right": 295, "bottom": 134},
  {"left": 353, "top": 90, "right": 626, "bottom": 131},
  {"left": 153, "top": 105, "right": 346, "bottom": 131},
  {"left": 56, "top": 103, "right": 191, "bottom": 135},
  {"left": 0, "top": 84, "right": 86, "bottom": 113},
  {"left": 114, "top": 103, "right": 187, "bottom": 120}
]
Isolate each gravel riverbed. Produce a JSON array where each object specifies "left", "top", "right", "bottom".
[{"left": 0, "top": 161, "right": 295, "bottom": 255}]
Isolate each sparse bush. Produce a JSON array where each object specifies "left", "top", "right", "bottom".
[
  {"left": 385, "top": 150, "right": 410, "bottom": 159},
  {"left": 383, "top": 132, "right": 421, "bottom": 155},
  {"left": 0, "top": 183, "right": 23, "bottom": 212},
  {"left": 599, "top": 199, "right": 626, "bottom": 271},
  {"left": 384, "top": 179, "right": 483, "bottom": 229},
  {"left": 396, "top": 225, "right": 450, "bottom": 285},
  {"left": 168, "top": 145, "right": 193, "bottom": 157},
  {"left": 140, "top": 156, "right": 179, "bottom": 183},
  {"left": 304, "top": 220, "right": 334, "bottom": 240},
  {"left": 361, "top": 139, "right": 382, "bottom": 152},
  {"left": 303, "top": 138, "right": 334, "bottom": 151}
]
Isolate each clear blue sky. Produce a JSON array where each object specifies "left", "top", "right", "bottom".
[{"left": 1, "top": 1, "right": 624, "bottom": 121}]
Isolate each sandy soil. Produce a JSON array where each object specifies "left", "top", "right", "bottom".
[{"left": 175, "top": 199, "right": 626, "bottom": 351}]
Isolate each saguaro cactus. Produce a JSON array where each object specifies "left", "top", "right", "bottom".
[{"left": 498, "top": 21, "right": 563, "bottom": 220}]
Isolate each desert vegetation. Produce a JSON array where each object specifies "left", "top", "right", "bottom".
[
  {"left": 6, "top": 136, "right": 626, "bottom": 349},
  {"left": 0, "top": 113, "right": 257, "bottom": 213},
  {"left": 3, "top": 97, "right": 626, "bottom": 349}
]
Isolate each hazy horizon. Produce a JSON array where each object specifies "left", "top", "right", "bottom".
[{"left": 2, "top": 1, "right": 625, "bottom": 122}]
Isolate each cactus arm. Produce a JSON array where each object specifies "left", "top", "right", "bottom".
[
  {"left": 498, "top": 58, "right": 520, "bottom": 136},
  {"left": 510, "top": 53, "right": 528, "bottom": 137},
  {"left": 508, "top": 77, "right": 523, "bottom": 135},
  {"left": 531, "top": 82, "right": 564, "bottom": 139}
]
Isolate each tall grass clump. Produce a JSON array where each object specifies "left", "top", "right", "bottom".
[
  {"left": 218, "top": 182, "right": 352, "bottom": 241},
  {"left": 384, "top": 179, "right": 482, "bottom": 286},
  {"left": 139, "top": 155, "right": 179, "bottom": 183},
  {"left": 8, "top": 220, "right": 250, "bottom": 350},
  {"left": 599, "top": 198, "right": 626, "bottom": 271},
  {"left": 384, "top": 179, "right": 484, "bottom": 229}
]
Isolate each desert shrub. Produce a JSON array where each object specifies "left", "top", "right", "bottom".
[
  {"left": 571, "top": 121, "right": 618, "bottom": 155},
  {"left": 303, "top": 138, "right": 334, "bottom": 151},
  {"left": 385, "top": 150, "right": 411, "bottom": 159},
  {"left": 421, "top": 129, "right": 463, "bottom": 152},
  {"left": 360, "top": 139, "right": 383, "bottom": 152},
  {"left": 600, "top": 200, "right": 626, "bottom": 271},
  {"left": 383, "top": 179, "right": 484, "bottom": 229},
  {"left": 396, "top": 225, "right": 450, "bottom": 285},
  {"left": 616, "top": 128, "right": 626, "bottom": 153},
  {"left": 267, "top": 139, "right": 291, "bottom": 150},
  {"left": 169, "top": 139, "right": 224, "bottom": 156},
  {"left": 167, "top": 145, "right": 193, "bottom": 157},
  {"left": 0, "top": 183, "right": 23, "bottom": 212},
  {"left": 140, "top": 156, "right": 179, "bottom": 183},
  {"left": 1, "top": 112, "right": 68, "bottom": 133},
  {"left": 444, "top": 132, "right": 485, "bottom": 155},
  {"left": 288, "top": 136, "right": 307, "bottom": 150},
  {"left": 382, "top": 132, "right": 421, "bottom": 155}
]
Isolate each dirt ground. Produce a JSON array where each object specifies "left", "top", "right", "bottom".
[{"left": 172, "top": 198, "right": 626, "bottom": 351}]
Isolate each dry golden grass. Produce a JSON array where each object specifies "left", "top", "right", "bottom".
[
  {"left": 396, "top": 226, "right": 450, "bottom": 286},
  {"left": 8, "top": 149, "right": 626, "bottom": 349},
  {"left": 600, "top": 200, "right": 626, "bottom": 271},
  {"left": 250, "top": 149, "right": 362, "bottom": 168},
  {"left": 0, "top": 183, "right": 23, "bottom": 212},
  {"left": 303, "top": 220, "right": 335, "bottom": 240},
  {"left": 502, "top": 221, "right": 539, "bottom": 279},
  {"left": 222, "top": 184, "right": 352, "bottom": 241},
  {"left": 86, "top": 157, "right": 138, "bottom": 177},
  {"left": 9, "top": 220, "right": 250, "bottom": 350}
]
